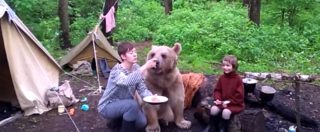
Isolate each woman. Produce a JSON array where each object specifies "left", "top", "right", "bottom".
[{"left": 98, "top": 42, "right": 156, "bottom": 132}]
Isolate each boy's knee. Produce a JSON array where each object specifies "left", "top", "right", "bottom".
[
  {"left": 210, "top": 106, "right": 220, "bottom": 116},
  {"left": 222, "top": 109, "right": 232, "bottom": 119}
]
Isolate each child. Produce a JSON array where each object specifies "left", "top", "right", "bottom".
[
  {"left": 209, "top": 55, "right": 245, "bottom": 132},
  {"left": 97, "top": 42, "right": 156, "bottom": 132}
]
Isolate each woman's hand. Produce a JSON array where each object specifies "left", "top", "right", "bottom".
[{"left": 140, "top": 59, "right": 157, "bottom": 72}]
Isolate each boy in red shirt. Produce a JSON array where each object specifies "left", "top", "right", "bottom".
[{"left": 208, "top": 55, "right": 245, "bottom": 132}]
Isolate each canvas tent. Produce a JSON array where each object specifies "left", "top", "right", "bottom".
[
  {"left": 0, "top": 1, "right": 61, "bottom": 116},
  {"left": 59, "top": 27, "right": 121, "bottom": 75}
]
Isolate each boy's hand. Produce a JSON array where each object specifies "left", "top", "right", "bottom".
[
  {"left": 214, "top": 99, "right": 222, "bottom": 105},
  {"left": 222, "top": 103, "right": 227, "bottom": 108}
]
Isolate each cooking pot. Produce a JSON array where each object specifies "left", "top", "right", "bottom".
[
  {"left": 242, "top": 78, "right": 258, "bottom": 94},
  {"left": 260, "top": 86, "right": 276, "bottom": 103}
]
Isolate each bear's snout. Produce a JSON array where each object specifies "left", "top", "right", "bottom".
[
  {"left": 151, "top": 59, "right": 160, "bottom": 70},
  {"left": 155, "top": 60, "right": 160, "bottom": 68}
]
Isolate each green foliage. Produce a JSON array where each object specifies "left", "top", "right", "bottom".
[
  {"left": 114, "top": 0, "right": 320, "bottom": 74},
  {"left": 8, "top": 0, "right": 103, "bottom": 58},
  {"left": 113, "top": 0, "right": 165, "bottom": 41},
  {"left": 69, "top": 0, "right": 103, "bottom": 45},
  {"left": 262, "top": 0, "right": 317, "bottom": 26},
  {"left": 8, "top": 0, "right": 61, "bottom": 57},
  {"left": 7, "top": 0, "right": 320, "bottom": 74}
]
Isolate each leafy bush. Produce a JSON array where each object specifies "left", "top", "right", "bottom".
[
  {"left": 114, "top": 0, "right": 320, "bottom": 74},
  {"left": 7, "top": 0, "right": 320, "bottom": 74}
]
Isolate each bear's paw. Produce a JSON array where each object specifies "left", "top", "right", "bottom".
[{"left": 176, "top": 119, "right": 192, "bottom": 129}]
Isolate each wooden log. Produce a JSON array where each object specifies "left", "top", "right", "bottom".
[
  {"left": 267, "top": 100, "right": 319, "bottom": 128},
  {"left": 244, "top": 72, "right": 318, "bottom": 82},
  {"left": 245, "top": 93, "right": 319, "bottom": 128}
]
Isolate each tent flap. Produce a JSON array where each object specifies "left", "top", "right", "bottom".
[
  {"left": 0, "top": 0, "right": 61, "bottom": 116},
  {"left": 60, "top": 28, "right": 121, "bottom": 69}
]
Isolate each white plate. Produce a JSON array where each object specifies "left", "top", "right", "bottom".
[
  {"left": 223, "top": 100, "right": 231, "bottom": 105},
  {"left": 143, "top": 95, "right": 168, "bottom": 104}
]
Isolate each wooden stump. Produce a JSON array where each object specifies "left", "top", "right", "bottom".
[
  {"left": 237, "top": 109, "right": 266, "bottom": 132},
  {"left": 194, "top": 99, "right": 266, "bottom": 132}
]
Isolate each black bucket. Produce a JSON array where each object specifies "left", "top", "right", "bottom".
[
  {"left": 242, "top": 78, "right": 258, "bottom": 94},
  {"left": 260, "top": 86, "right": 276, "bottom": 103}
]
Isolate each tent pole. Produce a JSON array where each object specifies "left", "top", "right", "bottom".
[{"left": 91, "top": 32, "right": 102, "bottom": 93}]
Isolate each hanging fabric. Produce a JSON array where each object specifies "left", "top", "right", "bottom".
[{"left": 101, "top": 6, "right": 116, "bottom": 33}]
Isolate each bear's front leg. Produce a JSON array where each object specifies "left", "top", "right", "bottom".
[
  {"left": 172, "top": 98, "right": 192, "bottom": 129},
  {"left": 167, "top": 86, "right": 192, "bottom": 129},
  {"left": 144, "top": 105, "right": 161, "bottom": 132}
]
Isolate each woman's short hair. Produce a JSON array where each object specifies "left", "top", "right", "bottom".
[
  {"left": 222, "top": 55, "right": 238, "bottom": 70},
  {"left": 117, "top": 42, "right": 134, "bottom": 59}
]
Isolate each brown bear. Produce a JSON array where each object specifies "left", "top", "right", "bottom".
[{"left": 143, "top": 43, "right": 191, "bottom": 132}]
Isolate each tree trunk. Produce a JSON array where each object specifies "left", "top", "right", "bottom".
[
  {"left": 248, "top": 0, "right": 261, "bottom": 26},
  {"left": 58, "top": 0, "right": 71, "bottom": 49},
  {"left": 288, "top": 6, "right": 297, "bottom": 27},
  {"left": 163, "top": 0, "right": 173, "bottom": 15},
  {"left": 101, "top": 0, "right": 118, "bottom": 46},
  {"left": 243, "top": 0, "right": 250, "bottom": 7}
]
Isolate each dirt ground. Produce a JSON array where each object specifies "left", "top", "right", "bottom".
[
  {"left": 1, "top": 42, "right": 320, "bottom": 132},
  {"left": 0, "top": 74, "right": 207, "bottom": 132},
  {"left": 1, "top": 73, "right": 320, "bottom": 132}
]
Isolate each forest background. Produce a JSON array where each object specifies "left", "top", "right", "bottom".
[{"left": 6, "top": 0, "right": 320, "bottom": 74}]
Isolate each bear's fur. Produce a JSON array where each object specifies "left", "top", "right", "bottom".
[{"left": 143, "top": 43, "right": 191, "bottom": 132}]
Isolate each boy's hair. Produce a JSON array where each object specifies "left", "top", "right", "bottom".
[
  {"left": 117, "top": 42, "right": 134, "bottom": 60},
  {"left": 222, "top": 55, "right": 238, "bottom": 70}
]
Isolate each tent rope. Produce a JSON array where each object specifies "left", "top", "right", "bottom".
[
  {"left": 61, "top": 72, "right": 103, "bottom": 96},
  {"left": 53, "top": 91, "right": 81, "bottom": 132},
  {"left": 62, "top": 72, "right": 97, "bottom": 88}
]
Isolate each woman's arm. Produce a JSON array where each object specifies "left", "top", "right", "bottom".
[
  {"left": 135, "top": 81, "right": 152, "bottom": 98},
  {"left": 110, "top": 67, "right": 144, "bottom": 87}
]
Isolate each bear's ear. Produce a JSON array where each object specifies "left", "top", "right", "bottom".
[
  {"left": 151, "top": 45, "right": 159, "bottom": 50},
  {"left": 172, "top": 43, "right": 181, "bottom": 54}
]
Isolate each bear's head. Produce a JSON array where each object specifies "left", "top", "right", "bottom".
[{"left": 146, "top": 43, "right": 181, "bottom": 75}]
